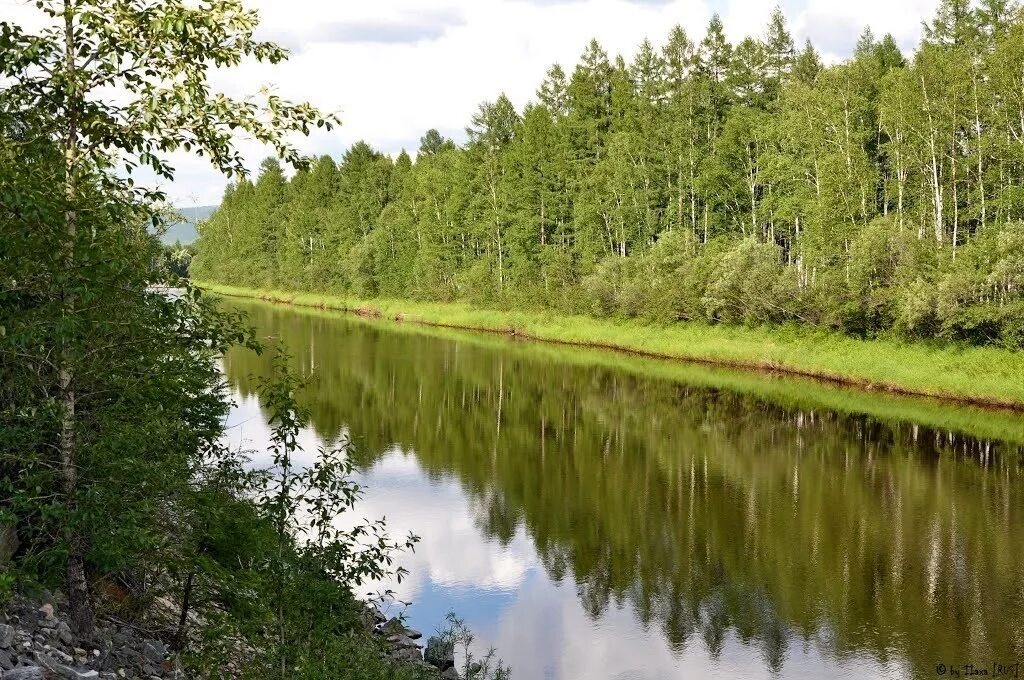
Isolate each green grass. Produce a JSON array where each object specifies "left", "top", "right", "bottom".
[{"left": 197, "top": 281, "right": 1024, "bottom": 411}]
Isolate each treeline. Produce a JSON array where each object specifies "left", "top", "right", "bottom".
[{"left": 193, "top": 1, "right": 1024, "bottom": 347}]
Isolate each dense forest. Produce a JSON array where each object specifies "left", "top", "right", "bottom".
[{"left": 193, "top": 0, "right": 1024, "bottom": 348}]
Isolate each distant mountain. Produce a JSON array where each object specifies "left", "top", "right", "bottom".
[{"left": 160, "top": 205, "right": 217, "bottom": 245}]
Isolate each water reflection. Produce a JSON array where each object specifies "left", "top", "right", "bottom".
[{"left": 222, "top": 299, "right": 1024, "bottom": 680}]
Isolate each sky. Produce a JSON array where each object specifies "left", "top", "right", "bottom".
[{"left": 1, "top": 0, "right": 942, "bottom": 206}]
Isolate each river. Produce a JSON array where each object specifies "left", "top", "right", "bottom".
[{"left": 219, "top": 297, "right": 1024, "bottom": 680}]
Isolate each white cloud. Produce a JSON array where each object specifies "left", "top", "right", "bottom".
[
  {"left": 343, "top": 448, "right": 539, "bottom": 602},
  {"left": 1, "top": 0, "right": 941, "bottom": 206}
]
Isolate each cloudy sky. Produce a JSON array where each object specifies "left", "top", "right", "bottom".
[{"left": 3, "top": 0, "right": 941, "bottom": 206}]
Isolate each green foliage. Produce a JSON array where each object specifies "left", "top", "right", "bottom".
[
  {"left": 192, "top": 4, "right": 1024, "bottom": 349},
  {"left": 2, "top": 3, "right": 441, "bottom": 679},
  {"left": 439, "top": 613, "right": 510, "bottom": 680},
  {"left": 202, "top": 284, "right": 1024, "bottom": 408},
  {"left": 174, "top": 353, "right": 420, "bottom": 678}
]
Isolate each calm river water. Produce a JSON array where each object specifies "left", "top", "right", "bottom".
[{"left": 220, "top": 298, "right": 1024, "bottom": 680}]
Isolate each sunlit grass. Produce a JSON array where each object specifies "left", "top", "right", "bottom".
[{"left": 197, "top": 281, "right": 1024, "bottom": 411}]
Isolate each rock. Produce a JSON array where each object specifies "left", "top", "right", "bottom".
[
  {"left": 54, "top": 623, "right": 73, "bottom": 647},
  {"left": 440, "top": 667, "right": 460, "bottom": 680},
  {"left": 49, "top": 649, "right": 74, "bottom": 665},
  {"left": 389, "top": 646, "right": 423, "bottom": 663},
  {"left": 0, "top": 648, "right": 15, "bottom": 671},
  {"left": 388, "top": 635, "right": 422, "bottom": 650},
  {"left": 469, "top": 661, "right": 482, "bottom": 676},
  {"left": 365, "top": 604, "right": 386, "bottom": 625},
  {"left": 2, "top": 667, "right": 52, "bottom": 679},
  {"left": 36, "top": 652, "right": 99, "bottom": 679},
  {"left": 424, "top": 636, "right": 455, "bottom": 671},
  {"left": 139, "top": 642, "right": 164, "bottom": 666},
  {"left": 0, "top": 624, "right": 14, "bottom": 648},
  {"left": 379, "top": 617, "right": 406, "bottom": 636},
  {"left": 405, "top": 628, "right": 423, "bottom": 640}
]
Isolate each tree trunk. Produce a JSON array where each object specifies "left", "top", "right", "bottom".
[
  {"left": 61, "top": 2, "right": 94, "bottom": 635},
  {"left": 921, "top": 74, "right": 944, "bottom": 244},
  {"left": 172, "top": 571, "right": 195, "bottom": 651}
]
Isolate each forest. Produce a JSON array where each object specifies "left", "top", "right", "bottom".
[{"left": 193, "top": 0, "right": 1024, "bottom": 348}]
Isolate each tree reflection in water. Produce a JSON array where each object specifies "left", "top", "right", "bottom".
[{"left": 223, "top": 299, "right": 1024, "bottom": 679}]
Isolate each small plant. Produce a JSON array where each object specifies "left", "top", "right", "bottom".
[
  {"left": 252, "top": 348, "right": 419, "bottom": 677},
  {"left": 0, "top": 571, "right": 14, "bottom": 604},
  {"left": 439, "top": 611, "right": 511, "bottom": 680}
]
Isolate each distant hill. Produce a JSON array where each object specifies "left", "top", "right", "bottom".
[{"left": 160, "top": 205, "right": 217, "bottom": 245}]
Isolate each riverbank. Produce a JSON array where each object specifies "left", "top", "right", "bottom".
[
  {"left": 196, "top": 281, "right": 1024, "bottom": 410},
  {"left": 0, "top": 591, "right": 471, "bottom": 680}
]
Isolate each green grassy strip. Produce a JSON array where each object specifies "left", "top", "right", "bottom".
[
  {"left": 196, "top": 281, "right": 1024, "bottom": 413},
  {"left": 222, "top": 293, "right": 1024, "bottom": 445}
]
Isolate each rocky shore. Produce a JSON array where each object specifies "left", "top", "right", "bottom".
[
  {"left": 0, "top": 595, "right": 179, "bottom": 679},
  {"left": 366, "top": 604, "right": 482, "bottom": 680},
  {"left": 0, "top": 594, "right": 483, "bottom": 680}
]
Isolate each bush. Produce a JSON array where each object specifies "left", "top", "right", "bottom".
[{"left": 702, "top": 237, "right": 787, "bottom": 325}]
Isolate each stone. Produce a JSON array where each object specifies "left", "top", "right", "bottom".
[
  {"left": 440, "top": 667, "right": 460, "bottom": 680},
  {"left": 424, "top": 636, "right": 455, "bottom": 671},
  {"left": 404, "top": 628, "right": 423, "bottom": 640},
  {"left": 0, "top": 648, "right": 15, "bottom": 671},
  {"left": 2, "top": 668, "right": 51, "bottom": 680},
  {"left": 387, "top": 634, "right": 422, "bottom": 650},
  {"left": 140, "top": 642, "right": 164, "bottom": 666},
  {"left": 54, "top": 623, "right": 73, "bottom": 647},
  {"left": 379, "top": 617, "right": 406, "bottom": 636},
  {"left": 49, "top": 649, "right": 74, "bottom": 665},
  {"left": 469, "top": 661, "right": 482, "bottom": 676},
  {"left": 36, "top": 652, "right": 99, "bottom": 679},
  {"left": 389, "top": 646, "right": 422, "bottom": 663},
  {"left": 366, "top": 605, "right": 386, "bottom": 625},
  {"left": 0, "top": 624, "right": 15, "bottom": 648}
]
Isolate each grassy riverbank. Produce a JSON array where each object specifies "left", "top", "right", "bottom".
[{"left": 197, "top": 281, "right": 1024, "bottom": 410}]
